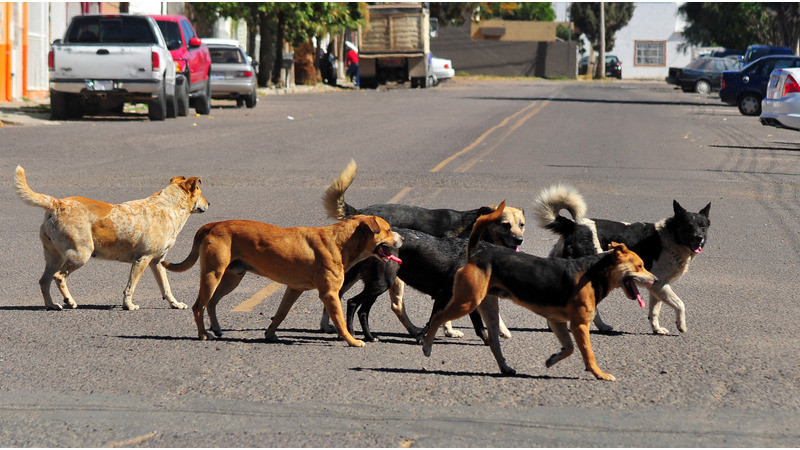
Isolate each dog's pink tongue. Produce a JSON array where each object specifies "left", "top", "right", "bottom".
[
  {"left": 387, "top": 254, "right": 402, "bottom": 264},
  {"left": 694, "top": 247, "right": 702, "bottom": 254},
  {"left": 636, "top": 293, "right": 645, "bottom": 308},
  {"left": 515, "top": 246, "right": 520, "bottom": 252}
]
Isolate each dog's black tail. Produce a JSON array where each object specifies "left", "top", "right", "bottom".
[
  {"left": 533, "top": 184, "right": 587, "bottom": 237},
  {"left": 467, "top": 201, "right": 505, "bottom": 259},
  {"left": 162, "top": 223, "right": 215, "bottom": 272},
  {"left": 323, "top": 159, "right": 360, "bottom": 220}
]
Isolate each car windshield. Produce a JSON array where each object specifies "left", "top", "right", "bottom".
[
  {"left": 685, "top": 58, "right": 711, "bottom": 70},
  {"left": 210, "top": 47, "right": 245, "bottom": 64},
  {"left": 67, "top": 16, "right": 156, "bottom": 44}
]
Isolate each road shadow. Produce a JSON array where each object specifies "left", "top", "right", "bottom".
[
  {"left": 351, "top": 366, "right": 577, "bottom": 380},
  {"left": 467, "top": 95, "right": 728, "bottom": 108}
]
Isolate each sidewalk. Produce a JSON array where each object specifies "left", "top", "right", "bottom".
[{"left": 0, "top": 83, "right": 341, "bottom": 127}]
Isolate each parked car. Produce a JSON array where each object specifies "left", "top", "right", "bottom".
[
  {"left": 151, "top": 15, "right": 212, "bottom": 115},
  {"left": 720, "top": 55, "right": 800, "bottom": 116},
  {"left": 48, "top": 14, "right": 176, "bottom": 121},
  {"left": 741, "top": 45, "right": 793, "bottom": 66},
  {"left": 760, "top": 67, "right": 800, "bottom": 131},
  {"left": 430, "top": 54, "right": 454, "bottom": 84},
  {"left": 578, "top": 55, "right": 622, "bottom": 78},
  {"left": 203, "top": 38, "right": 258, "bottom": 108},
  {"left": 669, "top": 57, "right": 739, "bottom": 94}
]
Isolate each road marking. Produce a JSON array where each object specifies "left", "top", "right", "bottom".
[
  {"left": 430, "top": 100, "right": 544, "bottom": 173},
  {"left": 388, "top": 186, "right": 412, "bottom": 204},
  {"left": 454, "top": 100, "right": 548, "bottom": 173},
  {"left": 233, "top": 282, "right": 283, "bottom": 312},
  {"left": 108, "top": 431, "right": 157, "bottom": 447}
]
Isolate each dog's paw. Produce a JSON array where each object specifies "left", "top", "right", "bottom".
[
  {"left": 123, "top": 303, "right": 140, "bottom": 311},
  {"left": 545, "top": 353, "right": 559, "bottom": 368},
  {"left": 171, "top": 301, "right": 188, "bottom": 309},
  {"left": 499, "top": 329, "right": 512, "bottom": 339},
  {"left": 210, "top": 328, "right": 223, "bottom": 338},
  {"left": 444, "top": 328, "right": 464, "bottom": 338},
  {"left": 595, "top": 372, "right": 617, "bottom": 382},
  {"left": 319, "top": 323, "right": 336, "bottom": 334},
  {"left": 677, "top": 321, "right": 688, "bottom": 333},
  {"left": 653, "top": 326, "right": 670, "bottom": 335},
  {"left": 422, "top": 344, "right": 432, "bottom": 357},
  {"left": 264, "top": 330, "right": 279, "bottom": 342},
  {"left": 63, "top": 298, "right": 77, "bottom": 309},
  {"left": 596, "top": 323, "right": 614, "bottom": 333},
  {"left": 500, "top": 365, "right": 517, "bottom": 376},
  {"left": 46, "top": 303, "right": 64, "bottom": 311}
]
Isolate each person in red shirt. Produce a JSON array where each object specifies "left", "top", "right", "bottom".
[{"left": 345, "top": 41, "right": 359, "bottom": 86}]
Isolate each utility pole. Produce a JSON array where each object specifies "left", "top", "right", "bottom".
[{"left": 598, "top": 1, "right": 606, "bottom": 79}]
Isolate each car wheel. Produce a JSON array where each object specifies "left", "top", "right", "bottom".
[
  {"left": 50, "top": 91, "right": 68, "bottom": 120},
  {"left": 695, "top": 80, "right": 711, "bottom": 95},
  {"left": 148, "top": 80, "right": 167, "bottom": 121},
  {"left": 245, "top": 85, "right": 257, "bottom": 108},
  {"left": 738, "top": 93, "right": 762, "bottom": 116},
  {"left": 166, "top": 84, "right": 178, "bottom": 119},
  {"left": 176, "top": 76, "right": 190, "bottom": 117},
  {"left": 66, "top": 94, "right": 83, "bottom": 119},
  {"left": 194, "top": 76, "right": 212, "bottom": 115}
]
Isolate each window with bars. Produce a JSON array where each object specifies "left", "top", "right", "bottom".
[{"left": 635, "top": 41, "right": 666, "bottom": 66}]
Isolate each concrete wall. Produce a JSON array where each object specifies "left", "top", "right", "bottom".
[{"left": 431, "top": 21, "right": 577, "bottom": 78}]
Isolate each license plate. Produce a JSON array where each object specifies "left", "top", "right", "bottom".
[
  {"left": 92, "top": 80, "right": 114, "bottom": 91},
  {"left": 211, "top": 73, "right": 225, "bottom": 81}
]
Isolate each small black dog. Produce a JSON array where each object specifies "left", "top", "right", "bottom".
[{"left": 535, "top": 184, "right": 710, "bottom": 335}]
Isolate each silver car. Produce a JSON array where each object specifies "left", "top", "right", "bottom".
[
  {"left": 204, "top": 38, "right": 258, "bottom": 108},
  {"left": 760, "top": 67, "right": 800, "bottom": 131}
]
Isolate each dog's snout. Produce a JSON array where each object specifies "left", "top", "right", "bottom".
[{"left": 393, "top": 231, "right": 403, "bottom": 248}]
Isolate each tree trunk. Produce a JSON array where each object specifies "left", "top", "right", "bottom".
[
  {"left": 258, "top": 13, "right": 272, "bottom": 87},
  {"left": 271, "top": 11, "right": 286, "bottom": 87}
]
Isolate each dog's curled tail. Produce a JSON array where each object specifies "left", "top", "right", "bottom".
[
  {"left": 162, "top": 223, "right": 214, "bottom": 272},
  {"left": 14, "top": 166, "right": 58, "bottom": 211},
  {"left": 467, "top": 201, "right": 506, "bottom": 258},
  {"left": 323, "top": 159, "right": 360, "bottom": 221},
  {"left": 533, "top": 184, "right": 587, "bottom": 232}
]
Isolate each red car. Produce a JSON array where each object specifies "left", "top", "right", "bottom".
[{"left": 151, "top": 15, "right": 212, "bottom": 115}]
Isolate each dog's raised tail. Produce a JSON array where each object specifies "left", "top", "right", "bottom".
[
  {"left": 162, "top": 223, "right": 214, "bottom": 272},
  {"left": 467, "top": 201, "right": 506, "bottom": 258},
  {"left": 14, "top": 166, "right": 58, "bottom": 210},
  {"left": 323, "top": 159, "right": 360, "bottom": 220},
  {"left": 533, "top": 184, "right": 587, "bottom": 234}
]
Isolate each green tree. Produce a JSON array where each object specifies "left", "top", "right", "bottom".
[
  {"left": 430, "top": 2, "right": 555, "bottom": 26},
  {"left": 569, "top": 2, "right": 634, "bottom": 78},
  {"left": 678, "top": 2, "right": 800, "bottom": 54}
]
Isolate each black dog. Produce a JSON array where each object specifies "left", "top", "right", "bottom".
[
  {"left": 535, "top": 184, "right": 710, "bottom": 335},
  {"left": 320, "top": 160, "right": 525, "bottom": 340}
]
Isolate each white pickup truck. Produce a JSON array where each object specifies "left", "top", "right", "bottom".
[{"left": 48, "top": 14, "right": 177, "bottom": 121}]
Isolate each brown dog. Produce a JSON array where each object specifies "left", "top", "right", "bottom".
[
  {"left": 422, "top": 202, "right": 657, "bottom": 381},
  {"left": 163, "top": 216, "right": 403, "bottom": 346},
  {"left": 13, "top": 165, "right": 209, "bottom": 310}
]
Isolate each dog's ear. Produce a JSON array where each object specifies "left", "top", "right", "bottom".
[
  {"left": 608, "top": 242, "right": 629, "bottom": 255},
  {"left": 673, "top": 200, "right": 688, "bottom": 217},
  {"left": 358, "top": 216, "right": 383, "bottom": 234},
  {"left": 170, "top": 176, "right": 187, "bottom": 184},
  {"left": 699, "top": 202, "right": 711, "bottom": 218}
]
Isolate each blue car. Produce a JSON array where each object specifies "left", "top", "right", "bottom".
[{"left": 720, "top": 55, "right": 800, "bottom": 115}]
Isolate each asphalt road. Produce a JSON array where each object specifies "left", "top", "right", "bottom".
[{"left": 2, "top": 79, "right": 799, "bottom": 447}]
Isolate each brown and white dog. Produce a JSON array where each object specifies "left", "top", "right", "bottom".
[
  {"left": 162, "top": 216, "right": 403, "bottom": 347},
  {"left": 422, "top": 202, "right": 657, "bottom": 381},
  {"left": 13, "top": 165, "right": 209, "bottom": 310}
]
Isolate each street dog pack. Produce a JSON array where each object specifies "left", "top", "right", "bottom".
[{"left": 14, "top": 161, "right": 710, "bottom": 381}]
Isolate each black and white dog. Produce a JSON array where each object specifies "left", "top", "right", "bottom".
[{"left": 534, "top": 184, "right": 710, "bottom": 335}]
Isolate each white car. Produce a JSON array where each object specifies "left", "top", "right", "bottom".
[
  {"left": 431, "top": 54, "right": 454, "bottom": 84},
  {"left": 760, "top": 67, "right": 800, "bottom": 131}
]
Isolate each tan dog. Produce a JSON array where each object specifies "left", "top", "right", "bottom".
[
  {"left": 13, "top": 165, "right": 209, "bottom": 310},
  {"left": 423, "top": 202, "right": 657, "bottom": 381},
  {"left": 162, "top": 216, "right": 403, "bottom": 346}
]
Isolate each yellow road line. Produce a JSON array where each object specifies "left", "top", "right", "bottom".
[
  {"left": 233, "top": 282, "right": 283, "bottom": 312},
  {"left": 388, "top": 186, "right": 413, "bottom": 204},
  {"left": 108, "top": 431, "right": 157, "bottom": 448},
  {"left": 430, "top": 100, "right": 543, "bottom": 173},
  {"left": 454, "top": 100, "right": 549, "bottom": 173}
]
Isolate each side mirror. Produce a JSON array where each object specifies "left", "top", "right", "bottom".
[
  {"left": 189, "top": 37, "right": 202, "bottom": 48},
  {"left": 251, "top": 60, "right": 259, "bottom": 68}
]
